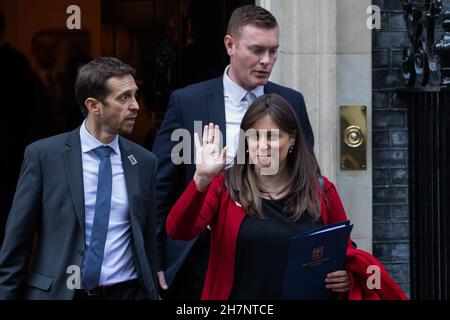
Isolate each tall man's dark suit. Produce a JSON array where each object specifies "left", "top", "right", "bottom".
[
  {"left": 152, "top": 76, "right": 315, "bottom": 297},
  {"left": 0, "top": 127, "right": 159, "bottom": 299}
]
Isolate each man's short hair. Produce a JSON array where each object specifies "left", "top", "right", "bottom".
[
  {"left": 75, "top": 57, "right": 135, "bottom": 117},
  {"left": 226, "top": 5, "right": 278, "bottom": 38}
]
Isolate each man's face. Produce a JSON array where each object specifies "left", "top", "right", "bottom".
[
  {"left": 225, "top": 25, "right": 279, "bottom": 91},
  {"left": 33, "top": 35, "right": 58, "bottom": 70},
  {"left": 98, "top": 74, "right": 139, "bottom": 136}
]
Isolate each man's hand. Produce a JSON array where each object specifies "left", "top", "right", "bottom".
[{"left": 157, "top": 271, "right": 168, "bottom": 291}]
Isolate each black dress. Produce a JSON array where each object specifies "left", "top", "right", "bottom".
[{"left": 229, "top": 198, "right": 323, "bottom": 300}]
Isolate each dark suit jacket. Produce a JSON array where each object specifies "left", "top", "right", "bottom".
[
  {"left": 152, "top": 76, "right": 315, "bottom": 285},
  {"left": 0, "top": 127, "right": 159, "bottom": 299}
]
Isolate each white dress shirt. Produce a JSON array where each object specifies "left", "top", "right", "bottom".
[
  {"left": 223, "top": 65, "right": 264, "bottom": 166},
  {"left": 79, "top": 121, "right": 137, "bottom": 286}
]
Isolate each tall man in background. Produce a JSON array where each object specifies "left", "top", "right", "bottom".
[{"left": 153, "top": 5, "right": 315, "bottom": 299}]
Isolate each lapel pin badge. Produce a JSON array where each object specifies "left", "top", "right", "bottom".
[{"left": 128, "top": 155, "right": 137, "bottom": 165}]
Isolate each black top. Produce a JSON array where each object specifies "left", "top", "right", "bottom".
[{"left": 229, "top": 198, "right": 323, "bottom": 300}]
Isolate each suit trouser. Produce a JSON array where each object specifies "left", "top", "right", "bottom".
[
  {"left": 164, "top": 229, "right": 210, "bottom": 300},
  {"left": 73, "top": 279, "right": 146, "bottom": 300}
]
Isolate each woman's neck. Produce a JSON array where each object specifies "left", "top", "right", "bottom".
[{"left": 257, "top": 165, "right": 291, "bottom": 199}]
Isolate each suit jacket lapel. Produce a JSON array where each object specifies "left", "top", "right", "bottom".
[
  {"left": 264, "top": 81, "right": 275, "bottom": 94},
  {"left": 63, "top": 127, "right": 85, "bottom": 241},
  {"left": 206, "top": 77, "right": 227, "bottom": 145},
  {"left": 119, "top": 137, "right": 139, "bottom": 220}
]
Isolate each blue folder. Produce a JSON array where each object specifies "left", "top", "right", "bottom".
[{"left": 282, "top": 220, "right": 353, "bottom": 300}]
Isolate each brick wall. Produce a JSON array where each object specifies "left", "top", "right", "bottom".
[{"left": 372, "top": 0, "right": 410, "bottom": 297}]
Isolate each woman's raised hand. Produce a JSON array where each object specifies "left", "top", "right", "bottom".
[{"left": 193, "top": 123, "right": 227, "bottom": 191}]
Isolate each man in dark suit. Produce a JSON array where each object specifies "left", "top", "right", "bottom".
[
  {"left": 0, "top": 57, "right": 159, "bottom": 300},
  {"left": 152, "top": 5, "right": 315, "bottom": 299}
]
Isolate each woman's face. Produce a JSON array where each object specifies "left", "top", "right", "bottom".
[{"left": 246, "top": 115, "right": 295, "bottom": 175}]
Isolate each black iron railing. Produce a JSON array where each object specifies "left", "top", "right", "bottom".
[
  {"left": 403, "top": 89, "right": 450, "bottom": 299},
  {"left": 400, "top": 0, "right": 450, "bottom": 299}
]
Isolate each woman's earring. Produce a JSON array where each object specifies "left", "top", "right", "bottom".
[{"left": 289, "top": 145, "right": 294, "bottom": 154}]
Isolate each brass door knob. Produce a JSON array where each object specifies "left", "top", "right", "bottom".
[{"left": 344, "top": 125, "right": 364, "bottom": 148}]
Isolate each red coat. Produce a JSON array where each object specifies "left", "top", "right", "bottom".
[
  {"left": 345, "top": 247, "right": 408, "bottom": 299},
  {"left": 166, "top": 174, "right": 407, "bottom": 300}
]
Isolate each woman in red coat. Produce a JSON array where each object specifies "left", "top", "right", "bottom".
[{"left": 166, "top": 94, "right": 407, "bottom": 300}]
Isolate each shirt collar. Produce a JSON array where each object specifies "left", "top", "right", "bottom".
[
  {"left": 80, "top": 120, "right": 120, "bottom": 155},
  {"left": 223, "top": 65, "right": 264, "bottom": 106}
]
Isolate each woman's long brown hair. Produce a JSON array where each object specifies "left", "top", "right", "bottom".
[{"left": 224, "top": 94, "right": 321, "bottom": 221}]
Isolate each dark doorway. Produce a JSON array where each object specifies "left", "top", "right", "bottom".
[{"left": 101, "top": 0, "right": 254, "bottom": 148}]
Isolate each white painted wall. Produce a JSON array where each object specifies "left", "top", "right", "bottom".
[{"left": 258, "top": 0, "right": 373, "bottom": 252}]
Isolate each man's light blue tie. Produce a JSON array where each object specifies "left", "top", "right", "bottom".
[
  {"left": 82, "top": 146, "right": 113, "bottom": 291},
  {"left": 241, "top": 91, "right": 256, "bottom": 109}
]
